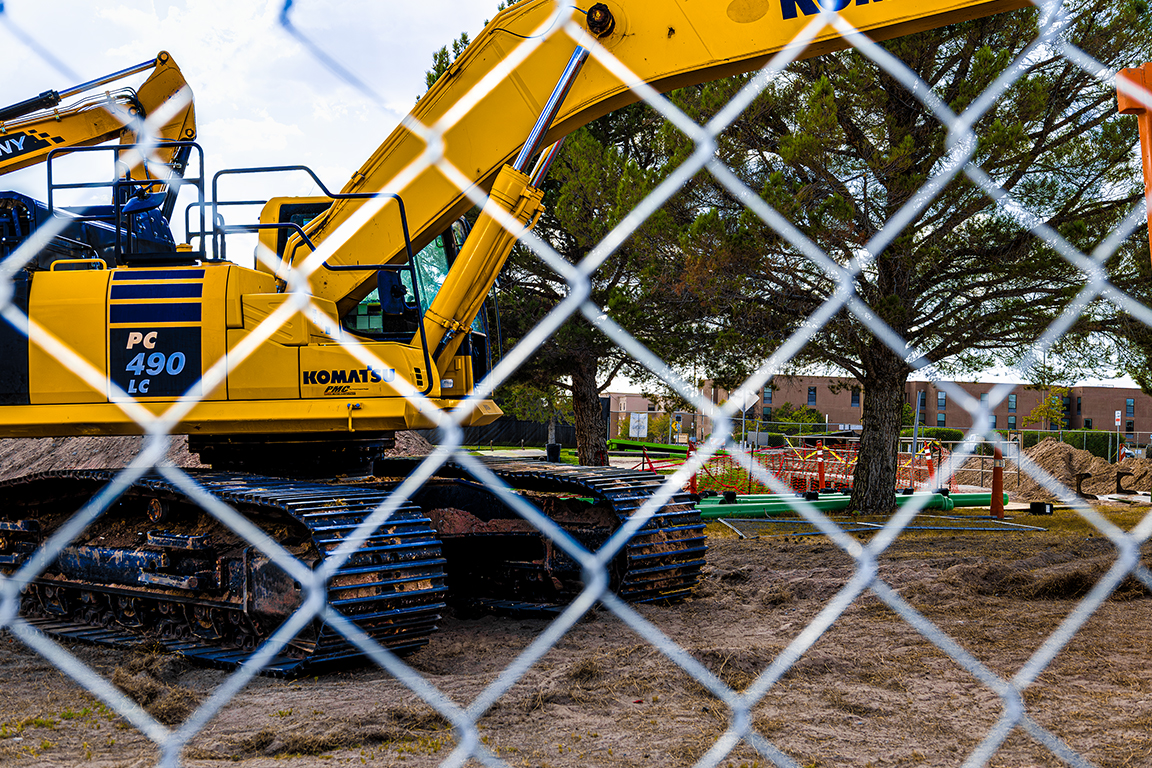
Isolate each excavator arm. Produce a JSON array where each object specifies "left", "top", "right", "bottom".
[
  {"left": 0, "top": 51, "right": 195, "bottom": 181},
  {"left": 280, "top": 0, "right": 1028, "bottom": 325}
]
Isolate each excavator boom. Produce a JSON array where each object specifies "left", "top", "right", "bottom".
[
  {"left": 286, "top": 0, "right": 1029, "bottom": 318},
  {"left": 0, "top": 51, "right": 195, "bottom": 180}
]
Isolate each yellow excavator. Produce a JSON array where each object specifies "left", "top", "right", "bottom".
[{"left": 0, "top": 0, "right": 1027, "bottom": 674}]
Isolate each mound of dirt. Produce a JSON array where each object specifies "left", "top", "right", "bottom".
[
  {"left": 954, "top": 437, "right": 1152, "bottom": 501},
  {"left": 386, "top": 430, "right": 434, "bottom": 456},
  {"left": 0, "top": 435, "right": 206, "bottom": 481},
  {"left": 0, "top": 431, "right": 434, "bottom": 481}
]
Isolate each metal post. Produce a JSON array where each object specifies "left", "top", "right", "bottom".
[
  {"left": 818, "top": 441, "right": 825, "bottom": 491},
  {"left": 992, "top": 444, "right": 1005, "bottom": 520},
  {"left": 912, "top": 390, "right": 922, "bottom": 457}
]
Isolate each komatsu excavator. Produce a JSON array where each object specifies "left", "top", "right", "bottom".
[{"left": 0, "top": 0, "right": 1027, "bottom": 675}]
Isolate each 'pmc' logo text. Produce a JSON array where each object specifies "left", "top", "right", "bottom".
[{"left": 784, "top": 0, "right": 882, "bottom": 21}]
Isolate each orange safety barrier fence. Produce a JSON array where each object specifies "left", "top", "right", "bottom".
[{"left": 628, "top": 441, "right": 958, "bottom": 496}]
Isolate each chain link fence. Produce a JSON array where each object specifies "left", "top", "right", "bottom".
[{"left": 1, "top": 0, "right": 1151, "bottom": 766}]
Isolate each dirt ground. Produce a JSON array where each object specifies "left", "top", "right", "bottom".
[{"left": 1, "top": 502, "right": 1150, "bottom": 768}]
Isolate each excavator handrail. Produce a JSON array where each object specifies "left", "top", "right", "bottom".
[
  {"left": 45, "top": 140, "right": 205, "bottom": 261},
  {"left": 209, "top": 164, "right": 417, "bottom": 272}
]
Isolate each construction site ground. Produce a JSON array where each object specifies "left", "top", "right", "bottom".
[{"left": 0, "top": 435, "right": 1148, "bottom": 767}]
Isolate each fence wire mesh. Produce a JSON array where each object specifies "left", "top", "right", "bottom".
[{"left": 0, "top": 0, "right": 1151, "bottom": 766}]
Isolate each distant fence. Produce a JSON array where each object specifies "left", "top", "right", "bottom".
[{"left": 417, "top": 417, "right": 576, "bottom": 447}]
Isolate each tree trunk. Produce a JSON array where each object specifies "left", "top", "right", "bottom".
[
  {"left": 851, "top": 355, "right": 910, "bottom": 514},
  {"left": 571, "top": 356, "right": 608, "bottom": 466}
]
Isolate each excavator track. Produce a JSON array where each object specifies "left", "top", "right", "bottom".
[
  {"left": 0, "top": 459, "right": 704, "bottom": 674},
  {"left": 374, "top": 457, "right": 707, "bottom": 612},
  {"left": 1, "top": 470, "right": 447, "bottom": 677}
]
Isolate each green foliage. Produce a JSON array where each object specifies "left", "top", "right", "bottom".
[
  {"left": 1022, "top": 386, "right": 1070, "bottom": 430},
  {"left": 657, "top": 2, "right": 1152, "bottom": 510},
  {"left": 900, "top": 427, "right": 965, "bottom": 443},
  {"left": 760, "top": 433, "right": 788, "bottom": 448},
  {"left": 423, "top": 32, "right": 471, "bottom": 93},
  {"left": 496, "top": 382, "right": 572, "bottom": 424},
  {"left": 647, "top": 413, "right": 675, "bottom": 444},
  {"left": 772, "top": 402, "right": 822, "bottom": 424}
]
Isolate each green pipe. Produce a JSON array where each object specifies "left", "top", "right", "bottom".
[
  {"left": 698, "top": 491, "right": 1006, "bottom": 510},
  {"left": 699, "top": 492, "right": 954, "bottom": 519},
  {"left": 948, "top": 492, "right": 1007, "bottom": 508}
]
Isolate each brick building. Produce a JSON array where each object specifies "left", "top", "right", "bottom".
[{"left": 607, "top": 376, "right": 1152, "bottom": 444}]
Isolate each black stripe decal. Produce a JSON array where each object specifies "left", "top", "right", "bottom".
[
  {"left": 111, "top": 284, "right": 203, "bottom": 300},
  {"left": 0, "top": 273, "right": 30, "bottom": 405},
  {"left": 112, "top": 270, "right": 205, "bottom": 281},
  {"left": 110, "top": 304, "right": 201, "bottom": 324}
]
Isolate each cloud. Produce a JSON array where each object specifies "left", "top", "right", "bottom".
[{"left": 0, "top": 0, "right": 495, "bottom": 209}]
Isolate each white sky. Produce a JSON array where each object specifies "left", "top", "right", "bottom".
[{"left": 0, "top": 0, "right": 496, "bottom": 240}]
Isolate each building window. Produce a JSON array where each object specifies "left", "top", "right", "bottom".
[
  {"left": 648, "top": 402, "right": 656, "bottom": 412},
  {"left": 620, "top": 397, "right": 627, "bottom": 411},
  {"left": 1127, "top": 398, "right": 1135, "bottom": 417},
  {"left": 918, "top": 410, "right": 927, "bottom": 425},
  {"left": 1076, "top": 396, "right": 1082, "bottom": 415},
  {"left": 1127, "top": 420, "right": 1135, "bottom": 434},
  {"left": 936, "top": 413, "right": 946, "bottom": 427},
  {"left": 1008, "top": 415, "right": 1017, "bottom": 429},
  {"left": 1084, "top": 418, "right": 1092, "bottom": 429},
  {"left": 917, "top": 391, "right": 926, "bottom": 409},
  {"left": 764, "top": 407, "right": 772, "bottom": 421},
  {"left": 1008, "top": 394, "right": 1016, "bottom": 413},
  {"left": 991, "top": 415, "right": 997, "bottom": 428},
  {"left": 808, "top": 387, "right": 817, "bottom": 406},
  {"left": 980, "top": 392, "right": 988, "bottom": 405},
  {"left": 851, "top": 388, "right": 860, "bottom": 407},
  {"left": 763, "top": 388, "right": 772, "bottom": 405},
  {"left": 937, "top": 391, "right": 946, "bottom": 410}
]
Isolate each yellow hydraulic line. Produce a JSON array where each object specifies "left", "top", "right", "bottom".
[{"left": 416, "top": 164, "right": 545, "bottom": 369}]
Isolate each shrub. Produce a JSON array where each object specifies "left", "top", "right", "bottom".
[{"left": 900, "top": 427, "right": 965, "bottom": 443}]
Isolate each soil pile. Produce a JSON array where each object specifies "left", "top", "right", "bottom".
[
  {"left": 0, "top": 431, "right": 434, "bottom": 481},
  {"left": 386, "top": 430, "right": 434, "bottom": 456},
  {"left": 953, "top": 437, "right": 1152, "bottom": 501},
  {"left": 0, "top": 435, "right": 205, "bottom": 480}
]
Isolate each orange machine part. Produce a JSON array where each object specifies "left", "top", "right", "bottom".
[{"left": 1118, "top": 64, "right": 1152, "bottom": 264}]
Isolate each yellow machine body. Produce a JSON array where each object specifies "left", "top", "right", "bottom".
[{"left": 2, "top": 260, "right": 498, "bottom": 436}]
